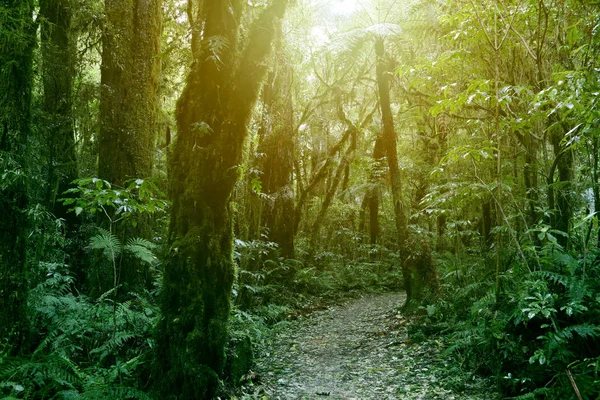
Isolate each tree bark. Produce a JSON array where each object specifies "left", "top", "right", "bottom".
[
  {"left": 375, "top": 37, "right": 411, "bottom": 301},
  {"left": 0, "top": 0, "right": 36, "bottom": 354},
  {"left": 154, "top": 1, "right": 287, "bottom": 397},
  {"left": 97, "top": 0, "right": 162, "bottom": 292},
  {"left": 99, "top": 0, "right": 162, "bottom": 186},
  {"left": 40, "top": 0, "right": 78, "bottom": 224},
  {"left": 549, "top": 129, "right": 574, "bottom": 248},
  {"left": 522, "top": 132, "right": 539, "bottom": 226},
  {"left": 365, "top": 134, "right": 385, "bottom": 247},
  {"left": 259, "top": 47, "right": 295, "bottom": 258}
]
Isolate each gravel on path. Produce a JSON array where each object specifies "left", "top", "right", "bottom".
[{"left": 240, "top": 292, "right": 497, "bottom": 400}]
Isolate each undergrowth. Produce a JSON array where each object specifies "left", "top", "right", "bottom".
[
  {"left": 412, "top": 239, "right": 600, "bottom": 399},
  {"left": 0, "top": 262, "right": 157, "bottom": 399}
]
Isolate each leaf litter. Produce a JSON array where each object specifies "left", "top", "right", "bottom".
[{"left": 238, "top": 292, "right": 498, "bottom": 399}]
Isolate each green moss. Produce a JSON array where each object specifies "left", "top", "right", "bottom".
[{"left": 226, "top": 335, "right": 253, "bottom": 385}]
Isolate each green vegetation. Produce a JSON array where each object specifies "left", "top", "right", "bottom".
[{"left": 2, "top": 0, "right": 600, "bottom": 398}]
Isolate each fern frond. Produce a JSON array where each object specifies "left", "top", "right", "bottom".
[
  {"left": 559, "top": 324, "right": 600, "bottom": 340},
  {"left": 125, "top": 237, "right": 157, "bottom": 250},
  {"left": 530, "top": 270, "right": 569, "bottom": 287},
  {"left": 124, "top": 237, "right": 158, "bottom": 265},
  {"left": 365, "top": 23, "right": 403, "bottom": 38},
  {"left": 89, "top": 228, "right": 122, "bottom": 258}
]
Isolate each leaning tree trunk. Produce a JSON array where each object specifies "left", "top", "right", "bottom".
[
  {"left": 97, "top": 0, "right": 162, "bottom": 292},
  {"left": 154, "top": 1, "right": 287, "bottom": 397},
  {"left": 0, "top": 0, "right": 36, "bottom": 354}
]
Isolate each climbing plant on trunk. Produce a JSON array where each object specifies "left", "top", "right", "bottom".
[{"left": 154, "top": 1, "right": 288, "bottom": 397}]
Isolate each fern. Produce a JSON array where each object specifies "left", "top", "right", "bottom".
[
  {"left": 530, "top": 270, "right": 569, "bottom": 287},
  {"left": 124, "top": 237, "right": 157, "bottom": 265},
  {"left": 89, "top": 228, "right": 122, "bottom": 259},
  {"left": 1, "top": 268, "right": 158, "bottom": 399}
]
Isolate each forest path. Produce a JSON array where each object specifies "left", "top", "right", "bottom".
[{"left": 245, "top": 292, "right": 494, "bottom": 400}]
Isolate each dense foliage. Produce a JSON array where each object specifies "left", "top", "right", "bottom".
[{"left": 2, "top": 0, "right": 600, "bottom": 398}]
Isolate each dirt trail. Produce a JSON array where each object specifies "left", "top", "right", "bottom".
[{"left": 245, "top": 292, "right": 495, "bottom": 400}]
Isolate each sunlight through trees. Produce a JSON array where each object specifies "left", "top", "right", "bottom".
[{"left": 2, "top": 0, "right": 600, "bottom": 398}]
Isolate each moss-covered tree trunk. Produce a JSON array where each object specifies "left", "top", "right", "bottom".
[
  {"left": 0, "top": 0, "right": 35, "bottom": 354},
  {"left": 259, "top": 49, "right": 295, "bottom": 258},
  {"left": 40, "top": 0, "right": 77, "bottom": 224},
  {"left": 523, "top": 132, "right": 539, "bottom": 226},
  {"left": 97, "top": 0, "right": 162, "bottom": 291},
  {"left": 549, "top": 128, "right": 574, "bottom": 248},
  {"left": 374, "top": 38, "right": 410, "bottom": 297},
  {"left": 154, "top": 1, "right": 287, "bottom": 397},
  {"left": 99, "top": 0, "right": 161, "bottom": 185},
  {"left": 364, "top": 134, "right": 385, "bottom": 248}
]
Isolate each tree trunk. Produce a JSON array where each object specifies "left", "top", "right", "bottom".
[
  {"left": 40, "top": 0, "right": 78, "bottom": 224},
  {"left": 154, "top": 1, "right": 287, "bottom": 397},
  {"left": 593, "top": 136, "right": 600, "bottom": 246},
  {"left": 0, "top": 0, "right": 36, "bottom": 354},
  {"left": 309, "top": 152, "right": 350, "bottom": 256},
  {"left": 364, "top": 133, "right": 385, "bottom": 250},
  {"left": 39, "top": 0, "right": 87, "bottom": 288},
  {"left": 259, "top": 49, "right": 295, "bottom": 258},
  {"left": 549, "top": 128, "right": 574, "bottom": 248},
  {"left": 523, "top": 132, "right": 539, "bottom": 226},
  {"left": 97, "top": 0, "right": 162, "bottom": 292},
  {"left": 482, "top": 200, "right": 493, "bottom": 246},
  {"left": 99, "top": 0, "right": 161, "bottom": 185},
  {"left": 375, "top": 38, "right": 411, "bottom": 301}
]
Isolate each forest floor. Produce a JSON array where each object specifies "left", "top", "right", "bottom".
[{"left": 239, "top": 292, "right": 498, "bottom": 399}]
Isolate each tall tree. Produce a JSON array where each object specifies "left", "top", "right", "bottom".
[
  {"left": 258, "top": 49, "right": 296, "bottom": 257},
  {"left": 154, "top": 1, "right": 288, "bottom": 397},
  {"left": 0, "top": 0, "right": 36, "bottom": 353},
  {"left": 374, "top": 37, "right": 410, "bottom": 289},
  {"left": 40, "top": 0, "right": 77, "bottom": 224},
  {"left": 98, "top": 0, "right": 162, "bottom": 186},
  {"left": 97, "top": 0, "right": 162, "bottom": 290}
]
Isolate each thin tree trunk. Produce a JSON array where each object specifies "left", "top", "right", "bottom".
[
  {"left": 523, "top": 132, "right": 539, "bottom": 226},
  {"left": 309, "top": 150, "right": 351, "bottom": 255},
  {"left": 593, "top": 137, "right": 600, "bottom": 246},
  {"left": 482, "top": 200, "right": 493, "bottom": 246},
  {"left": 549, "top": 128, "right": 574, "bottom": 248},
  {"left": 366, "top": 134, "right": 385, "bottom": 247}
]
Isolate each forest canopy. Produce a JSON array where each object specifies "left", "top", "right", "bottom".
[{"left": 2, "top": 0, "right": 600, "bottom": 398}]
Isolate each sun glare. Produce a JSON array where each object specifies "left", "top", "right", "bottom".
[{"left": 329, "top": 0, "right": 360, "bottom": 15}]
